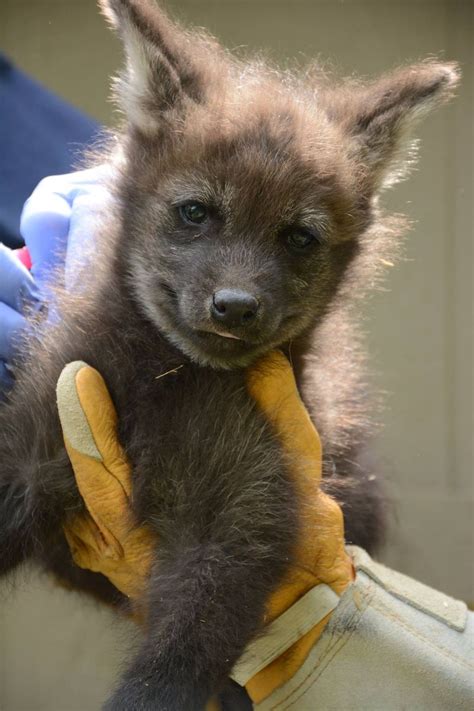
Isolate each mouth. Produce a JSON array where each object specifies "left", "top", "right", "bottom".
[
  {"left": 190, "top": 317, "right": 272, "bottom": 351},
  {"left": 191, "top": 327, "right": 253, "bottom": 350},
  {"left": 179, "top": 326, "right": 268, "bottom": 369},
  {"left": 182, "top": 317, "right": 272, "bottom": 364},
  {"left": 196, "top": 326, "right": 243, "bottom": 341}
]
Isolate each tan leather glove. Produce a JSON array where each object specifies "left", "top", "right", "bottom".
[
  {"left": 56, "top": 352, "right": 354, "bottom": 704},
  {"left": 244, "top": 351, "right": 354, "bottom": 702},
  {"left": 57, "top": 361, "right": 154, "bottom": 602}
]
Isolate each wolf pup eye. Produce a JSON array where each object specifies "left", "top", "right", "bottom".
[
  {"left": 285, "top": 227, "right": 321, "bottom": 253},
  {"left": 179, "top": 202, "right": 208, "bottom": 225}
]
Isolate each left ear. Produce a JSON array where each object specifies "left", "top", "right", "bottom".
[
  {"left": 329, "top": 61, "right": 460, "bottom": 192},
  {"left": 99, "top": 0, "right": 206, "bottom": 134}
]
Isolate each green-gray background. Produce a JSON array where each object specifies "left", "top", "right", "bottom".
[{"left": 0, "top": 1, "right": 472, "bottom": 709}]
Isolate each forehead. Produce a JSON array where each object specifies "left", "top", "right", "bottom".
[{"left": 165, "top": 113, "right": 346, "bottom": 223}]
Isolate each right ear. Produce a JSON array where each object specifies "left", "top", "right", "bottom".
[
  {"left": 99, "top": 0, "right": 205, "bottom": 134},
  {"left": 327, "top": 61, "right": 460, "bottom": 193}
]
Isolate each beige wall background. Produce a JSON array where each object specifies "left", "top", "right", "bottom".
[{"left": 1, "top": 1, "right": 472, "bottom": 709}]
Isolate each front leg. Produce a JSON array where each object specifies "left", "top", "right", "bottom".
[
  {"left": 104, "top": 538, "right": 285, "bottom": 710},
  {"left": 104, "top": 454, "right": 296, "bottom": 709}
]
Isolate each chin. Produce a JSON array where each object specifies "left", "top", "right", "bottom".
[{"left": 165, "top": 325, "right": 270, "bottom": 370}]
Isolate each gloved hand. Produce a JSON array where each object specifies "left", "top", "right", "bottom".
[
  {"left": 56, "top": 351, "right": 354, "bottom": 705},
  {"left": 56, "top": 360, "right": 155, "bottom": 603},
  {"left": 0, "top": 166, "right": 110, "bottom": 393}
]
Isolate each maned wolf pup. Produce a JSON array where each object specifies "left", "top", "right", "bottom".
[{"left": 0, "top": 0, "right": 459, "bottom": 708}]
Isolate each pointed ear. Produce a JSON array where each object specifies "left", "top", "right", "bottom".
[
  {"left": 99, "top": 0, "right": 205, "bottom": 134},
  {"left": 330, "top": 61, "right": 460, "bottom": 192}
]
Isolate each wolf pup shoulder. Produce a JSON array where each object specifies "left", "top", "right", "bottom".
[{"left": 0, "top": 0, "right": 459, "bottom": 709}]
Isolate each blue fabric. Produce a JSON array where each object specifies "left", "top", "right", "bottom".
[{"left": 0, "top": 53, "right": 100, "bottom": 247}]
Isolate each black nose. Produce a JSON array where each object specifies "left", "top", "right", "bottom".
[{"left": 211, "top": 289, "right": 259, "bottom": 328}]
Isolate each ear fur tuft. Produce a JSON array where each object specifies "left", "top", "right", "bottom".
[
  {"left": 99, "top": 0, "right": 205, "bottom": 134},
  {"left": 330, "top": 60, "right": 460, "bottom": 192}
]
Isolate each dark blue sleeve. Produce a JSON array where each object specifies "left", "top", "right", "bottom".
[{"left": 0, "top": 54, "right": 101, "bottom": 248}]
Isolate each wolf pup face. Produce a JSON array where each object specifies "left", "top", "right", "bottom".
[{"left": 102, "top": 0, "right": 458, "bottom": 369}]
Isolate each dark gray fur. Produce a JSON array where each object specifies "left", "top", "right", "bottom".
[{"left": 0, "top": 1, "right": 459, "bottom": 708}]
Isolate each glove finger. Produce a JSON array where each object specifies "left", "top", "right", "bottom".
[
  {"left": 20, "top": 191, "right": 71, "bottom": 290},
  {"left": 65, "top": 187, "right": 113, "bottom": 293},
  {"left": 0, "top": 302, "right": 27, "bottom": 360},
  {"left": 63, "top": 511, "right": 123, "bottom": 570},
  {"left": 56, "top": 361, "right": 135, "bottom": 543},
  {"left": 247, "top": 351, "right": 322, "bottom": 483},
  {"left": 0, "top": 244, "right": 41, "bottom": 313},
  {"left": 63, "top": 518, "right": 103, "bottom": 571}
]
